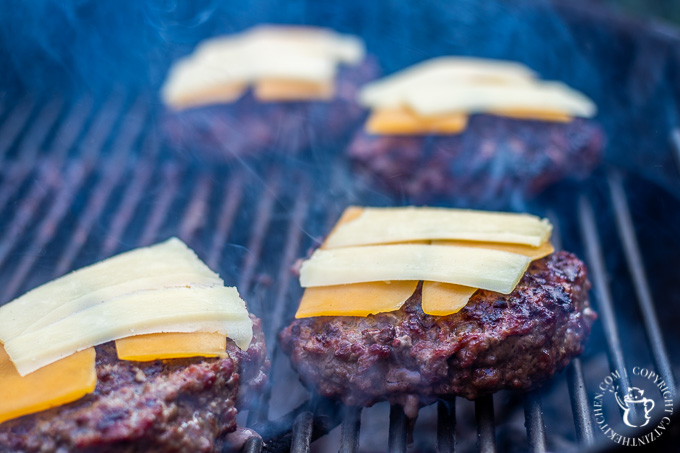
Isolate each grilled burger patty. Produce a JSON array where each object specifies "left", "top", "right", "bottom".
[
  {"left": 0, "top": 316, "right": 268, "bottom": 453},
  {"left": 280, "top": 252, "right": 596, "bottom": 416},
  {"left": 163, "top": 58, "right": 379, "bottom": 161},
  {"left": 347, "top": 116, "right": 603, "bottom": 205}
]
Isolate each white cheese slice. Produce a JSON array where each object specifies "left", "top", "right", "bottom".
[
  {"left": 0, "top": 238, "right": 221, "bottom": 342},
  {"left": 360, "top": 57, "right": 537, "bottom": 109},
  {"left": 323, "top": 207, "right": 552, "bottom": 249},
  {"left": 406, "top": 81, "right": 596, "bottom": 118},
  {"left": 300, "top": 244, "right": 531, "bottom": 294},
  {"left": 20, "top": 274, "right": 223, "bottom": 335},
  {"left": 162, "top": 58, "right": 249, "bottom": 108},
  {"left": 233, "top": 25, "right": 364, "bottom": 65},
  {"left": 195, "top": 26, "right": 364, "bottom": 66},
  {"left": 162, "top": 25, "right": 364, "bottom": 108},
  {"left": 4, "top": 286, "right": 252, "bottom": 376}
]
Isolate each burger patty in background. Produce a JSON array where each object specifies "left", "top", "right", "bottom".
[
  {"left": 0, "top": 317, "right": 268, "bottom": 453},
  {"left": 348, "top": 115, "right": 604, "bottom": 206},
  {"left": 162, "top": 58, "right": 379, "bottom": 162}
]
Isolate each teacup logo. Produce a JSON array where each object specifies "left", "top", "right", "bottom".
[
  {"left": 614, "top": 386, "right": 654, "bottom": 428},
  {"left": 592, "top": 367, "right": 674, "bottom": 447}
]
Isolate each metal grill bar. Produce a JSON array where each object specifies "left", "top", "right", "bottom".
[
  {"left": 0, "top": 97, "right": 90, "bottom": 215},
  {"left": 475, "top": 396, "right": 496, "bottom": 453},
  {"left": 670, "top": 128, "right": 680, "bottom": 175},
  {"left": 207, "top": 173, "right": 245, "bottom": 269},
  {"left": 138, "top": 163, "right": 180, "bottom": 246},
  {"left": 524, "top": 390, "right": 547, "bottom": 453},
  {"left": 12, "top": 98, "right": 63, "bottom": 162},
  {"left": 248, "top": 177, "right": 311, "bottom": 429},
  {"left": 339, "top": 406, "right": 362, "bottom": 453},
  {"left": 238, "top": 170, "right": 281, "bottom": 295},
  {"left": 78, "top": 93, "right": 125, "bottom": 162},
  {"left": 179, "top": 175, "right": 211, "bottom": 243},
  {"left": 99, "top": 137, "right": 158, "bottom": 257},
  {"left": 567, "top": 359, "right": 595, "bottom": 446},
  {"left": 53, "top": 162, "right": 124, "bottom": 277},
  {"left": 50, "top": 97, "right": 94, "bottom": 162},
  {"left": 242, "top": 437, "right": 264, "bottom": 453},
  {"left": 607, "top": 171, "right": 677, "bottom": 397},
  {"left": 0, "top": 160, "right": 31, "bottom": 211},
  {"left": 53, "top": 101, "right": 148, "bottom": 276},
  {"left": 388, "top": 405, "right": 408, "bottom": 453},
  {"left": 437, "top": 400, "right": 455, "bottom": 453},
  {"left": 578, "top": 195, "right": 635, "bottom": 408},
  {"left": 0, "top": 163, "right": 60, "bottom": 271},
  {"left": 547, "top": 213, "right": 594, "bottom": 446},
  {"left": 290, "top": 411, "right": 314, "bottom": 453},
  {"left": 266, "top": 177, "right": 310, "bottom": 340},
  {"left": 3, "top": 162, "right": 88, "bottom": 301},
  {"left": 0, "top": 98, "right": 35, "bottom": 157}
]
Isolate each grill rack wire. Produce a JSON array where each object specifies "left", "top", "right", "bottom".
[{"left": 0, "top": 89, "right": 677, "bottom": 453}]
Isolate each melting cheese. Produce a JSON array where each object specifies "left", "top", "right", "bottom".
[
  {"left": 295, "top": 281, "right": 418, "bottom": 318},
  {"left": 300, "top": 244, "right": 531, "bottom": 293},
  {"left": 0, "top": 345, "right": 96, "bottom": 424},
  {"left": 4, "top": 286, "right": 252, "bottom": 376},
  {"left": 324, "top": 207, "right": 552, "bottom": 249},
  {"left": 0, "top": 238, "right": 221, "bottom": 343},
  {"left": 116, "top": 332, "right": 228, "bottom": 361},
  {"left": 366, "top": 108, "right": 468, "bottom": 135}
]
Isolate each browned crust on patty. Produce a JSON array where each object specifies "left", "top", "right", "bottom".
[
  {"left": 0, "top": 316, "right": 268, "bottom": 453},
  {"left": 347, "top": 116, "right": 603, "bottom": 204},
  {"left": 280, "top": 252, "right": 596, "bottom": 414}
]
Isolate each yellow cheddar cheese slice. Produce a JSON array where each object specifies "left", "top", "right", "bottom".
[
  {"left": 0, "top": 345, "right": 96, "bottom": 424},
  {"left": 295, "top": 281, "right": 418, "bottom": 318},
  {"left": 116, "top": 332, "right": 227, "bottom": 361},
  {"left": 491, "top": 108, "right": 572, "bottom": 123},
  {"left": 421, "top": 282, "right": 478, "bottom": 316},
  {"left": 366, "top": 108, "right": 468, "bottom": 135},
  {"left": 254, "top": 79, "right": 334, "bottom": 101}
]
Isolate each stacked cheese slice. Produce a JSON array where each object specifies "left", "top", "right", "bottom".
[
  {"left": 358, "top": 57, "right": 597, "bottom": 135},
  {"left": 296, "top": 206, "right": 554, "bottom": 318},
  {"left": 0, "top": 238, "right": 251, "bottom": 423},
  {"left": 162, "top": 25, "right": 365, "bottom": 109}
]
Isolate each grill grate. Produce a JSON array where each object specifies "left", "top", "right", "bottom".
[{"left": 0, "top": 91, "right": 677, "bottom": 453}]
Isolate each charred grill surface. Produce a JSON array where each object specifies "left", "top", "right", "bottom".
[
  {"left": 280, "top": 252, "right": 596, "bottom": 417},
  {"left": 348, "top": 116, "right": 603, "bottom": 205},
  {"left": 0, "top": 317, "right": 268, "bottom": 453},
  {"left": 162, "top": 59, "right": 379, "bottom": 161}
]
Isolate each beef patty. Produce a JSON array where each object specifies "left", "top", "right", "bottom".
[
  {"left": 280, "top": 252, "right": 596, "bottom": 417},
  {"left": 0, "top": 316, "right": 268, "bottom": 453},
  {"left": 163, "top": 58, "right": 379, "bottom": 161},
  {"left": 347, "top": 115, "right": 603, "bottom": 206}
]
